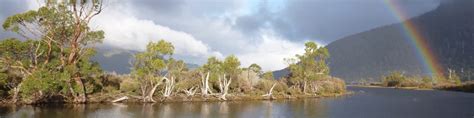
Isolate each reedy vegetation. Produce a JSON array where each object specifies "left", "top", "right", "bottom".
[
  {"left": 0, "top": 0, "right": 345, "bottom": 104},
  {"left": 381, "top": 70, "right": 462, "bottom": 89}
]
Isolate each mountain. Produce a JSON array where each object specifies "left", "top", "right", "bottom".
[
  {"left": 92, "top": 47, "right": 200, "bottom": 74},
  {"left": 326, "top": 0, "right": 474, "bottom": 82}
]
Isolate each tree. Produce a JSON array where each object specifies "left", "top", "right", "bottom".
[
  {"left": 200, "top": 56, "right": 222, "bottom": 96},
  {"left": 262, "top": 71, "right": 274, "bottom": 80},
  {"left": 2, "top": 0, "right": 104, "bottom": 103},
  {"left": 131, "top": 40, "right": 174, "bottom": 102},
  {"left": 287, "top": 41, "right": 330, "bottom": 93},
  {"left": 219, "top": 55, "right": 241, "bottom": 100},
  {"left": 247, "top": 63, "right": 262, "bottom": 84},
  {"left": 381, "top": 71, "right": 406, "bottom": 87},
  {"left": 222, "top": 55, "right": 241, "bottom": 80}
]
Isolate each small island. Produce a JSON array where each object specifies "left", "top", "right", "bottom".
[
  {"left": 0, "top": 1, "right": 345, "bottom": 104},
  {"left": 352, "top": 71, "right": 474, "bottom": 93}
]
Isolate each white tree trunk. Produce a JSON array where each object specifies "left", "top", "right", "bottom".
[
  {"left": 163, "top": 76, "right": 175, "bottom": 97},
  {"left": 12, "top": 83, "right": 22, "bottom": 103},
  {"left": 140, "top": 76, "right": 163, "bottom": 103},
  {"left": 112, "top": 96, "right": 129, "bottom": 103},
  {"left": 303, "top": 81, "right": 307, "bottom": 94},
  {"left": 219, "top": 74, "right": 232, "bottom": 100},
  {"left": 262, "top": 83, "right": 276, "bottom": 97},
  {"left": 183, "top": 87, "right": 197, "bottom": 96},
  {"left": 201, "top": 72, "right": 211, "bottom": 96}
]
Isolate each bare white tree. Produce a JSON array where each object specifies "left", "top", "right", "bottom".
[
  {"left": 183, "top": 87, "right": 197, "bottom": 96},
  {"left": 218, "top": 74, "right": 232, "bottom": 100},
  {"left": 201, "top": 72, "right": 212, "bottom": 96},
  {"left": 163, "top": 76, "right": 175, "bottom": 97},
  {"left": 262, "top": 83, "right": 277, "bottom": 98},
  {"left": 141, "top": 76, "right": 163, "bottom": 102}
]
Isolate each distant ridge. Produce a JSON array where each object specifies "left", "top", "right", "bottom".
[
  {"left": 326, "top": 0, "right": 474, "bottom": 82},
  {"left": 93, "top": 47, "right": 200, "bottom": 74}
]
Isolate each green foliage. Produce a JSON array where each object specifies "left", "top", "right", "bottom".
[
  {"left": 132, "top": 40, "right": 174, "bottom": 78},
  {"left": 119, "top": 77, "right": 140, "bottom": 94},
  {"left": 255, "top": 79, "right": 287, "bottom": 94},
  {"left": 382, "top": 71, "right": 406, "bottom": 87},
  {"left": 262, "top": 71, "right": 274, "bottom": 80},
  {"left": 314, "top": 78, "right": 346, "bottom": 95},
  {"left": 248, "top": 63, "right": 262, "bottom": 75},
  {"left": 20, "top": 68, "right": 70, "bottom": 100},
  {"left": 287, "top": 87, "right": 302, "bottom": 95},
  {"left": 130, "top": 40, "right": 175, "bottom": 97},
  {"left": 381, "top": 72, "right": 436, "bottom": 88},
  {"left": 168, "top": 59, "right": 188, "bottom": 80},
  {"left": 286, "top": 41, "right": 330, "bottom": 89},
  {"left": 222, "top": 55, "right": 241, "bottom": 78},
  {"left": 201, "top": 56, "right": 223, "bottom": 82},
  {"left": 175, "top": 77, "right": 200, "bottom": 91},
  {"left": 1, "top": 0, "right": 105, "bottom": 102}
]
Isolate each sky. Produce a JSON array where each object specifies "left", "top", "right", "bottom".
[{"left": 0, "top": 0, "right": 440, "bottom": 71}]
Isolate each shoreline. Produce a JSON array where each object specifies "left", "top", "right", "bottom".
[
  {"left": 348, "top": 84, "right": 474, "bottom": 93},
  {"left": 348, "top": 85, "right": 434, "bottom": 91},
  {"left": 0, "top": 92, "right": 349, "bottom": 106}
]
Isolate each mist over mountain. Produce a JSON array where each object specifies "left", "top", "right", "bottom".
[{"left": 326, "top": 0, "right": 474, "bottom": 82}]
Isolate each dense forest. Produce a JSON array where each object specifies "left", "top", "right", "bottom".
[{"left": 0, "top": 0, "right": 345, "bottom": 104}]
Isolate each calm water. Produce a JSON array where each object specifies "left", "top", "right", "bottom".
[{"left": 1, "top": 87, "right": 473, "bottom": 118}]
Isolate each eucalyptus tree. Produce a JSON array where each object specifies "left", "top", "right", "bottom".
[
  {"left": 222, "top": 55, "right": 241, "bottom": 80},
  {"left": 287, "top": 41, "right": 330, "bottom": 93},
  {"left": 219, "top": 55, "right": 241, "bottom": 100},
  {"left": 247, "top": 63, "right": 262, "bottom": 80},
  {"left": 1, "top": 0, "right": 104, "bottom": 103},
  {"left": 131, "top": 40, "right": 174, "bottom": 102},
  {"left": 199, "top": 56, "right": 222, "bottom": 96},
  {"left": 262, "top": 71, "right": 274, "bottom": 80}
]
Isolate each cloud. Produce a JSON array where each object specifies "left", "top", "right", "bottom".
[
  {"left": 0, "top": 0, "right": 441, "bottom": 72},
  {"left": 231, "top": 0, "right": 440, "bottom": 44},
  {"left": 236, "top": 29, "right": 305, "bottom": 71},
  {"left": 92, "top": 1, "right": 222, "bottom": 64}
]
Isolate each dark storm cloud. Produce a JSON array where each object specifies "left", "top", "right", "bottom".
[
  {"left": 0, "top": 0, "right": 442, "bottom": 71},
  {"left": 0, "top": 0, "right": 442, "bottom": 46},
  {"left": 231, "top": 0, "right": 440, "bottom": 44},
  {"left": 127, "top": 0, "right": 187, "bottom": 16}
]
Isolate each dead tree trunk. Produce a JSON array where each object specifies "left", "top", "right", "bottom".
[
  {"left": 139, "top": 76, "right": 163, "bottom": 103},
  {"left": 11, "top": 83, "right": 22, "bottom": 103},
  {"left": 183, "top": 87, "right": 197, "bottom": 96},
  {"left": 163, "top": 76, "right": 175, "bottom": 98},
  {"left": 144, "top": 82, "right": 161, "bottom": 102},
  {"left": 303, "top": 80, "right": 307, "bottom": 94},
  {"left": 112, "top": 96, "right": 129, "bottom": 103},
  {"left": 201, "top": 72, "right": 212, "bottom": 96},
  {"left": 219, "top": 74, "right": 231, "bottom": 100},
  {"left": 262, "top": 83, "right": 276, "bottom": 97}
]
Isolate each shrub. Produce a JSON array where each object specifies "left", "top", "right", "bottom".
[
  {"left": 119, "top": 77, "right": 140, "bottom": 94},
  {"left": 274, "top": 81, "right": 289, "bottom": 93},
  {"left": 287, "top": 87, "right": 302, "bottom": 95},
  {"left": 20, "top": 70, "right": 70, "bottom": 101},
  {"left": 175, "top": 78, "right": 200, "bottom": 91},
  {"left": 255, "top": 79, "right": 275, "bottom": 92},
  {"left": 382, "top": 71, "right": 406, "bottom": 87},
  {"left": 312, "top": 77, "right": 346, "bottom": 95}
]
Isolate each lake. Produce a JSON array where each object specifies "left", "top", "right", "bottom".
[{"left": 1, "top": 87, "right": 473, "bottom": 118}]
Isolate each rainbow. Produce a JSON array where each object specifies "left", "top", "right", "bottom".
[{"left": 384, "top": 0, "right": 444, "bottom": 77}]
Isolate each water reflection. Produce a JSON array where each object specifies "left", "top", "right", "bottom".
[
  {"left": 0, "top": 99, "right": 328, "bottom": 118},
  {"left": 4, "top": 87, "right": 472, "bottom": 118}
]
